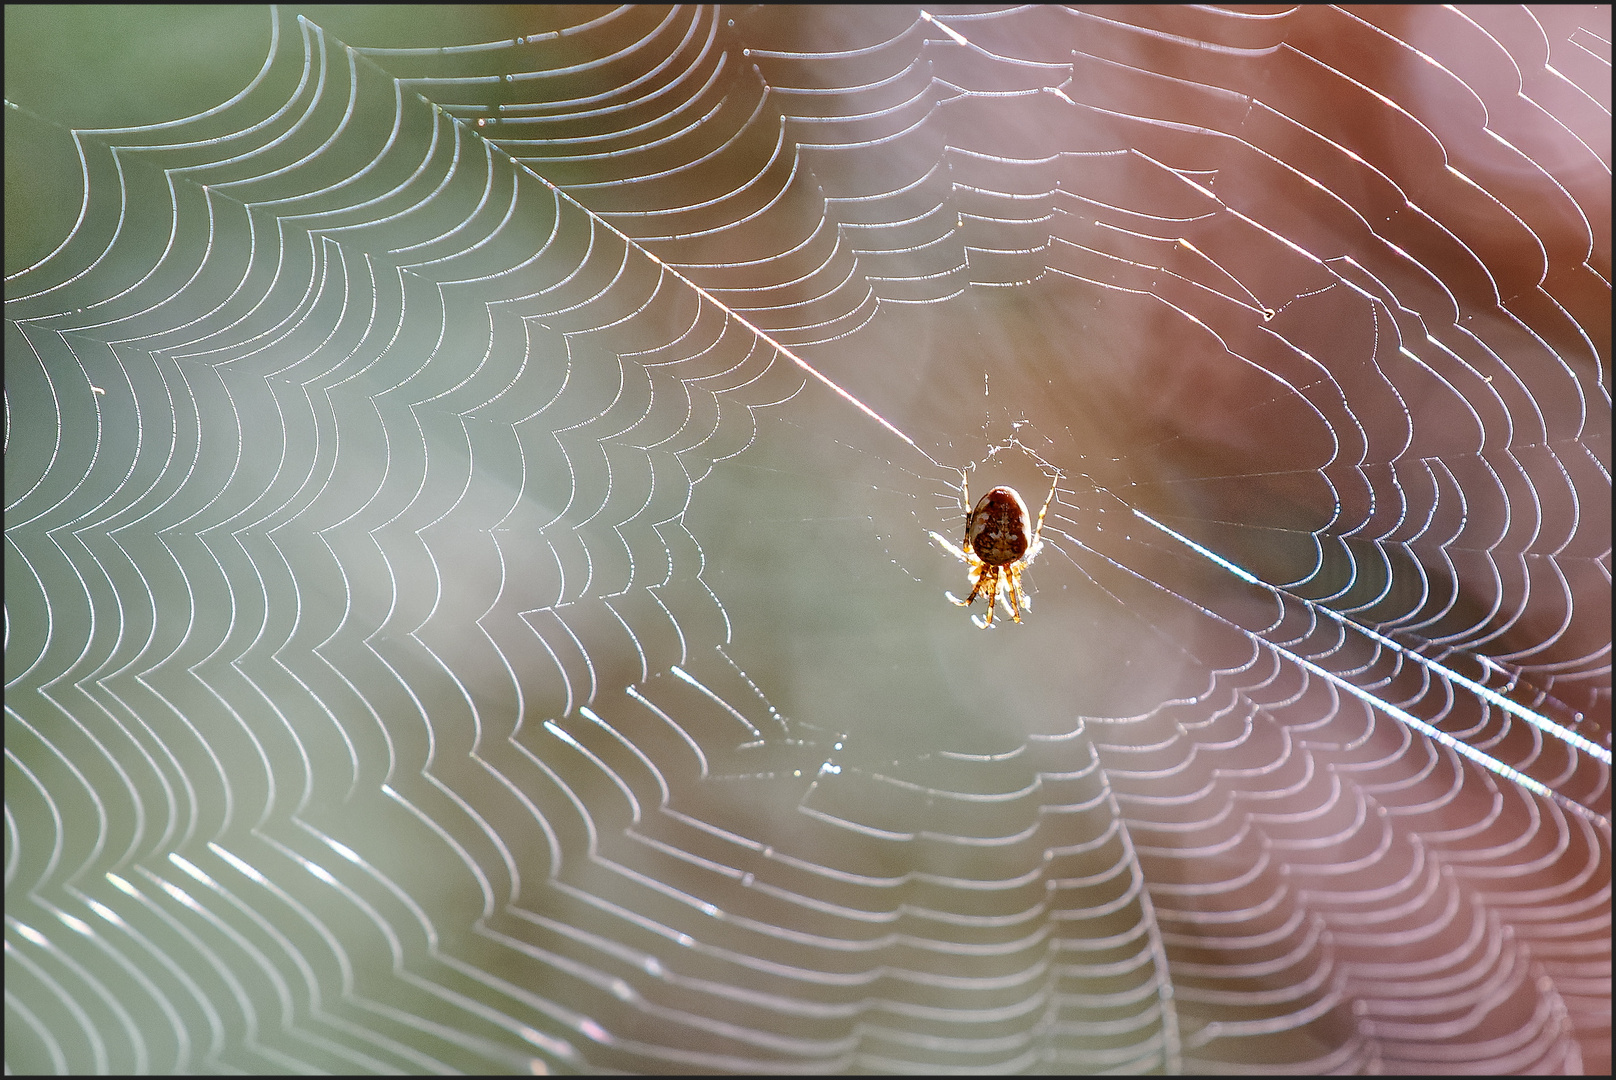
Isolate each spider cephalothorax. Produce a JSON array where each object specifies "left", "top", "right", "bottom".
[{"left": 935, "top": 472, "right": 1058, "bottom": 626}]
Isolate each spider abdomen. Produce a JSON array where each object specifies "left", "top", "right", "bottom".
[{"left": 968, "top": 486, "right": 1031, "bottom": 566}]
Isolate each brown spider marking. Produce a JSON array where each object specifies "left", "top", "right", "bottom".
[{"left": 967, "top": 487, "right": 1031, "bottom": 567}]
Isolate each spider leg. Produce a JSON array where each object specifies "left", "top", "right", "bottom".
[
  {"left": 1004, "top": 567, "right": 1024, "bottom": 623},
  {"left": 959, "top": 471, "right": 973, "bottom": 552},
  {"left": 929, "top": 531, "right": 970, "bottom": 564},
  {"left": 960, "top": 567, "right": 986, "bottom": 608},
  {"left": 951, "top": 471, "right": 992, "bottom": 617},
  {"left": 1028, "top": 470, "right": 1060, "bottom": 554}
]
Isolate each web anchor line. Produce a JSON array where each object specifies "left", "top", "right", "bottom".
[
  {"left": 511, "top": 161, "right": 943, "bottom": 470},
  {"left": 1129, "top": 507, "right": 1610, "bottom": 829}
]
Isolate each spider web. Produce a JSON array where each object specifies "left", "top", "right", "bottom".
[{"left": 5, "top": 4, "right": 1610, "bottom": 1073}]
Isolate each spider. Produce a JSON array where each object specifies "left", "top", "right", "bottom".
[{"left": 932, "top": 470, "right": 1059, "bottom": 626}]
